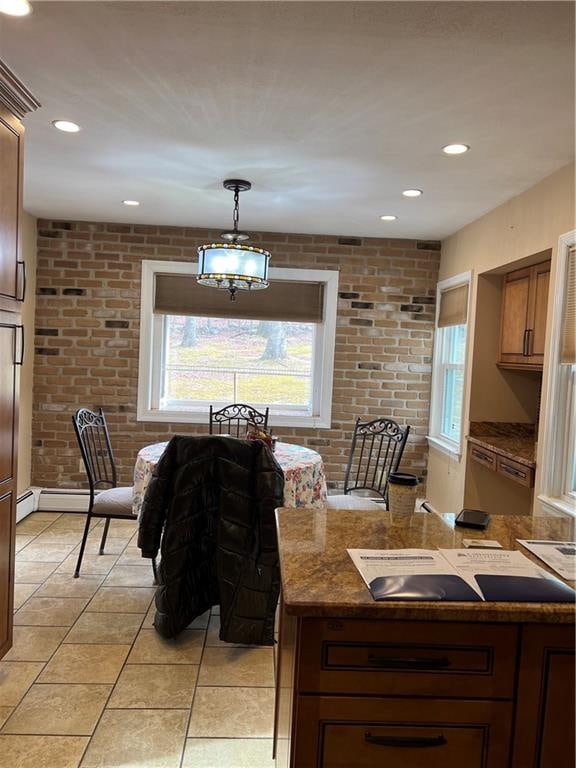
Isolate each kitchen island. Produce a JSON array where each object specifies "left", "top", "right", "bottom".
[{"left": 273, "top": 507, "right": 575, "bottom": 768}]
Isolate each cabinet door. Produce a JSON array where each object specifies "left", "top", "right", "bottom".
[
  {"left": 527, "top": 262, "right": 550, "bottom": 363},
  {"left": 0, "top": 116, "right": 22, "bottom": 305},
  {"left": 295, "top": 696, "right": 512, "bottom": 768},
  {"left": 512, "top": 625, "right": 575, "bottom": 768},
  {"left": 499, "top": 267, "right": 531, "bottom": 365},
  {"left": 0, "top": 322, "right": 18, "bottom": 658}
]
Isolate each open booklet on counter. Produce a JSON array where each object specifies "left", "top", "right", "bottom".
[{"left": 347, "top": 548, "right": 576, "bottom": 603}]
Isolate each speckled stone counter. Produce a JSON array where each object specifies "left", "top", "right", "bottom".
[
  {"left": 467, "top": 421, "right": 536, "bottom": 468},
  {"left": 275, "top": 506, "right": 575, "bottom": 623}
]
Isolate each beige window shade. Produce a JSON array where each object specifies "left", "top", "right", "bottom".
[
  {"left": 154, "top": 273, "right": 324, "bottom": 323},
  {"left": 437, "top": 283, "right": 469, "bottom": 327},
  {"left": 560, "top": 246, "right": 576, "bottom": 365}
]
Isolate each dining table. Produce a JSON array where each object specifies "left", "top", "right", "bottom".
[{"left": 132, "top": 439, "right": 328, "bottom": 517}]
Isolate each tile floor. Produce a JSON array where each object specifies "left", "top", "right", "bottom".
[{"left": 0, "top": 512, "right": 278, "bottom": 768}]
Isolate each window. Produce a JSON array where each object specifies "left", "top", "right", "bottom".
[
  {"left": 137, "top": 261, "right": 339, "bottom": 427},
  {"left": 540, "top": 233, "right": 576, "bottom": 516},
  {"left": 428, "top": 273, "right": 471, "bottom": 457}
]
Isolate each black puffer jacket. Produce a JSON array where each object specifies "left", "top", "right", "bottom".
[{"left": 137, "top": 435, "right": 284, "bottom": 644}]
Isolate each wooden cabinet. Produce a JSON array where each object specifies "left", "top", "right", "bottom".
[
  {"left": 277, "top": 615, "right": 574, "bottom": 768},
  {"left": 0, "top": 321, "right": 20, "bottom": 658},
  {"left": 0, "top": 63, "right": 38, "bottom": 660},
  {"left": 499, "top": 258, "right": 551, "bottom": 369},
  {"left": 512, "top": 625, "right": 575, "bottom": 768},
  {"left": 469, "top": 442, "right": 535, "bottom": 487}
]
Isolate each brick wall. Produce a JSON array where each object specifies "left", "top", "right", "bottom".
[{"left": 32, "top": 220, "right": 440, "bottom": 491}]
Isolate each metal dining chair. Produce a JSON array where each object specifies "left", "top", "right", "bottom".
[
  {"left": 209, "top": 403, "right": 270, "bottom": 438},
  {"left": 327, "top": 417, "right": 410, "bottom": 508},
  {"left": 72, "top": 407, "right": 156, "bottom": 580}
]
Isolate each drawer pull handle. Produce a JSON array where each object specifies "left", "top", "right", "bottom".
[
  {"left": 367, "top": 654, "right": 451, "bottom": 670},
  {"left": 364, "top": 732, "right": 447, "bottom": 749},
  {"left": 500, "top": 464, "right": 526, "bottom": 479},
  {"left": 472, "top": 449, "right": 493, "bottom": 464}
]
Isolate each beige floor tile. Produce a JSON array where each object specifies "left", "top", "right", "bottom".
[
  {"left": 33, "top": 530, "right": 84, "bottom": 546},
  {"left": 86, "top": 586, "right": 155, "bottom": 614},
  {"left": 188, "top": 687, "right": 275, "bottom": 738},
  {"left": 13, "top": 584, "right": 38, "bottom": 611},
  {"left": 4, "top": 627, "right": 68, "bottom": 662},
  {"left": 56, "top": 553, "right": 118, "bottom": 575},
  {"left": 16, "top": 542, "right": 76, "bottom": 563},
  {"left": 128, "top": 629, "right": 204, "bottom": 664},
  {"left": 0, "top": 707, "right": 12, "bottom": 729},
  {"left": 108, "top": 664, "right": 198, "bottom": 709},
  {"left": 0, "top": 735, "right": 89, "bottom": 768},
  {"left": 102, "top": 564, "right": 156, "bottom": 587},
  {"left": 2, "top": 683, "right": 111, "bottom": 736},
  {"left": 29, "top": 513, "right": 63, "bottom": 521},
  {"left": 75, "top": 537, "right": 127, "bottom": 555},
  {"left": 38, "top": 643, "right": 130, "bottom": 684},
  {"left": 80, "top": 709, "right": 188, "bottom": 768},
  {"left": 43, "top": 514, "right": 94, "bottom": 530},
  {"left": 142, "top": 606, "right": 209, "bottom": 630},
  {"left": 14, "top": 517, "right": 54, "bottom": 536},
  {"left": 14, "top": 597, "right": 89, "bottom": 627},
  {"left": 0, "top": 662, "right": 44, "bottom": 707},
  {"left": 115, "top": 548, "right": 150, "bottom": 566},
  {"left": 64, "top": 612, "right": 143, "bottom": 644},
  {"left": 15, "top": 536, "right": 36, "bottom": 554},
  {"left": 198, "top": 647, "right": 274, "bottom": 687},
  {"left": 206, "top": 614, "right": 252, "bottom": 647},
  {"left": 182, "top": 738, "right": 275, "bottom": 768},
  {"left": 34, "top": 574, "right": 104, "bottom": 599},
  {"left": 14, "top": 561, "right": 59, "bottom": 584}
]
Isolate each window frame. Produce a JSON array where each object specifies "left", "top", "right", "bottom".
[
  {"left": 427, "top": 271, "right": 472, "bottom": 459},
  {"left": 539, "top": 230, "right": 576, "bottom": 518},
  {"left": 137, "top": 260, "right": 339, "bottom": 428}
]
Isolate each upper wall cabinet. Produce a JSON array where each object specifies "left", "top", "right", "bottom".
[
  {"left": 0, "top": 60, "right": 40, "bottom": 313},
  {"left": 498, "top": 258, "right": 551, "bottom": 370}
]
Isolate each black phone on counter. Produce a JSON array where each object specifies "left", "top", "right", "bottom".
[{"left": 455, "top": 509, "right": 491, "bottom": 529}]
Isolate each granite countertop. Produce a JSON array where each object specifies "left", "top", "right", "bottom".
[
  {"left": 276, "top": 506, "right": 575, "bottom": 623},
  {"left": 467, "top": 422, "right": 536, "bottom": 468}
]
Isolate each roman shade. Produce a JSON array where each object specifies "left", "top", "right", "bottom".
[
  {"left": 437, "top": 283, "right": 469, "bottom": 327},
  {"left": 560, "top": 246, "right": 576, "bottom": 365},
  {"left": 154, "top": 273, "right": 324, "bottom": 323}
]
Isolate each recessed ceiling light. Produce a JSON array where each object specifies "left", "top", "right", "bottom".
[
  {"left": 122, "top": 200, "right": 140, "bottom": 206},
  {"left": 52, "top": 120, "right": 81, "bottom": 133},
  {"left": 442, "top": 143, "right": 470, "bottom": 155},
  {"left": 402, "top": 189, "right": 423, "bottom": 198},
  {"left": 0, "top": 0, "right": 31, "bottom": 17},
  {"left": 380, "top": 215, "right": 397, "bottom": 221}
]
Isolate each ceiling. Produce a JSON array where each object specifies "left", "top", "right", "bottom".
[{"left": 1, "top": 1, "right": 574, "bottom": 239}]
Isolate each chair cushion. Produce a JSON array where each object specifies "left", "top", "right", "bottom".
[
  {"left": 93, "top": 486, "right": 135, "bottom": 517},
  {"left": 326, "top": 494, "right": 385, "bottom": 510}
]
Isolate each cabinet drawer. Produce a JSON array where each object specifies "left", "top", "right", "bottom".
[
  {"left": 295, "top": 696, "right": 512, "bottom": 768},
  {"left": 470, "top": 445, "right": 497, "bottom": 470},
  {"left": 298, "top": 619, "right": 516, "bottom": 698},
  {"left": 496, "top": 456, "right": 534, "bottom": 487}
]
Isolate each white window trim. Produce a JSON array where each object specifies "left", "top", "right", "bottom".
[
  {"left": 137, "top": 260, "right": 339, "bottom": 428},
  {"left": 427, "top": 271, "right": 473, "bottom": 460},
  {"left": 538, "top": 230, "right": 576, "bottom": 518}
]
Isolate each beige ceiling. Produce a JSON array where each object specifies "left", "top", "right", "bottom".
[{"left": 1, "top": 1, "right": 574, "bottom": 238}]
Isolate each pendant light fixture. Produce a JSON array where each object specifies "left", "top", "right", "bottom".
[{"left": 197, "top": 179, "right": 271, "bottom": 301}]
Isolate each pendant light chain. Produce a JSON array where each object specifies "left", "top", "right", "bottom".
[{"left": 233, "top": 185, "right": 240, "bottom": 234}]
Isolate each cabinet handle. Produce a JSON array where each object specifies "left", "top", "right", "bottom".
[
  {"left": 364, "top": 732, "right": 447, "bottom": 748},
  {"left": 15, "top": 325, "right": 24, "bottom": 366},
  {"left": 500, "top": 463, "right": 526, "bottom": 480},
  {"left": 17, "top": 260, "right": 26, "bottom": 302},
  {"left": 472, "top": 449, "right": 493, "bottom": 464},
  {"left": 522, "top": 329, "right": 529, "bottom": 356},
  {"left": 367, "top": 654, "right": 451, "bottom": 670},
  {"left": 526, "top": 328, "right": 533, "bottom": 356}
]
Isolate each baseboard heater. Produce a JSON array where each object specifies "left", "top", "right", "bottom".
[{"left": 37, "top": 489, "right": 91, "bottom": 513}]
